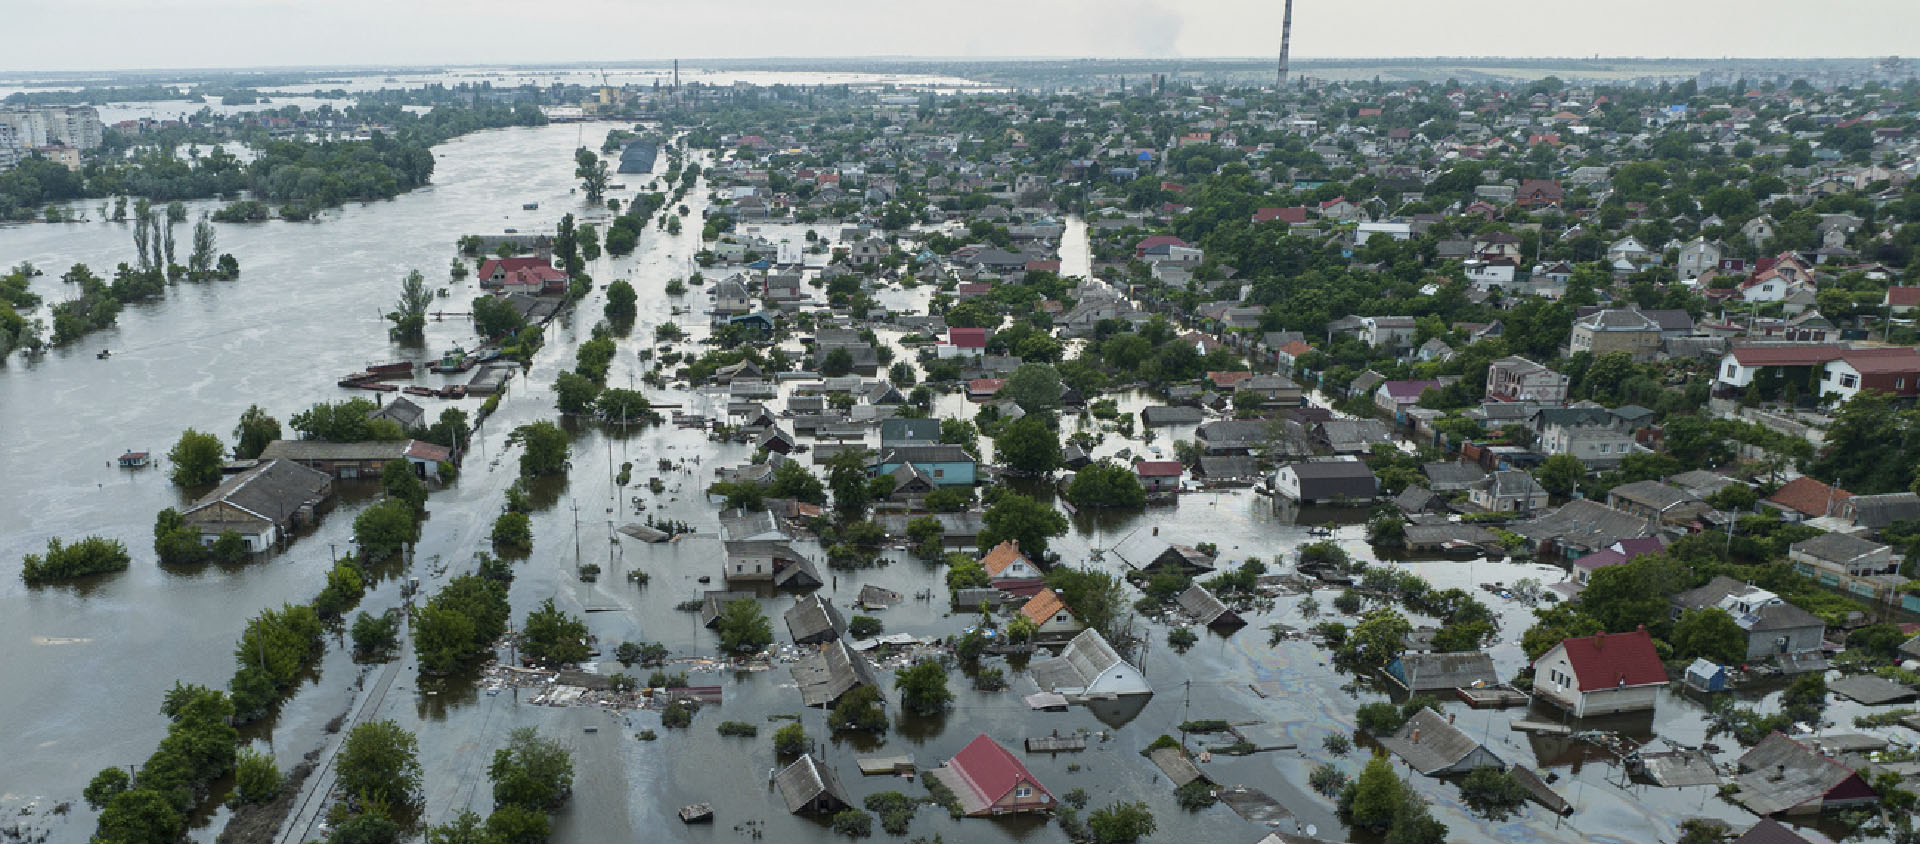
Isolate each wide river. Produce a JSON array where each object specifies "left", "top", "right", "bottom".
[{"left": 0, "top": 119, "right": 1789, "bottom": 844}]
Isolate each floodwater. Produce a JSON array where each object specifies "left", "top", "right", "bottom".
[{"left": 0, "top": 120, "right": 1832, "bottom": 844}]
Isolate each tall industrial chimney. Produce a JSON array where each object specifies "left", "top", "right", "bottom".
[{"left": 1278, "top": 0, "right": 1294, "bottom": 89}]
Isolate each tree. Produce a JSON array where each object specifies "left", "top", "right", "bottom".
[
  {"left": 1672, "top": 607, "right": 1747, "bottom": 665},
  {"left": 485, "top": 803, "right": 550, "bottom": 844},
  {"left": 1086, "top": 801, "right": 1156, "bottom": 844},
  {"left": 829, "top": 684, "right": 888, "bottom": 732},
  {"left": 1045, "top": 568, "right": 1128, "bottom": 642},
  {"left": 153, "top": 507, "right": 208, "bottom": 565},
  {"left": 491, "top": 511, "right": 533, "bottom": 554},
  {"left": 945, "top": 556, "right": 991, "bottom": 592},
  {"left": 716, "top": 597, "right": 772, "bottom": 653},
  {"left": 168, "top": 428, "right": 225, "bottom": 486},
  {"left": 595, "top": 388, "right": 651, "bottom": 423},
  {"left": 773, "top": 722, "right": 811, "bottom": 756},
  {"left": 473, "top": 295, "right": 528, "bottom": 339},
  {"left": 1535, "top": 453, "right": 1585, "bottom": 497},
  {"left": 994, "top": 415, "right": 1062, "bottom": 475},
  {"left": 232, "top": 405, "right": 282, "bottom": 460},
  {"left": 95, "top": 788, "right": 184, "bottom": 844},
  {"left": 83, "top": 767, "right": 130, "bottom": 810},
  {"left": 188, "top": 214, "right": 217, "bottom": 277},
  {"left": 576, "top": 148, "right": 609, "bottom": 205},
  {"left": 514, "top": 421, "right": 569, "bottom": 477},
  {"left": 381, "top": 458, "right": 428, "bottom": 514},
  {"left": 849, "top": 615, "right": 884, "bottom": 638},
  {"left": 1002, "top": 362, "right": 1064, "bottom": 413},
  {"left": 352, "top": 611, "right": 399, "bottom": 656},
  {"left": 489, "top": 727, "right": 575, "bottom": 811},
  {"left": 353, "top": 499, "right": 419, "bottom": 561},
  {"left": 21, "top": 535, "right": 131, "bottom": 584},
  {"left": 1334, "top": 609, "right": 1411, "bottom": 674},
  {"left": 425, "top": 811, "right": 499, "bottom": 844},
  {"left": 554, "top": 370, "right": 600, "bottom": 415},
  {"left": 231, "top": 748, "right": 282, "bottom": 806},
  {"left": 1064, "top": 460, "right": 1147, "bottom": 508},
  {"left": 521, "top": 599, "right": 590, "bottom": 665},
  {"left": 604, "top": 279, "right": 637, "bottom": 320},
  {"left": 979, "top": 493, "right": 1069, "bottom": 557},
  {"left": 1457, "top": 767, "right": 1527, "bottom": 821},
  {"left": 826, "top": 447, "right": 875, "bottom": 512},
  {"left": 1341, "top": 753, "right": 1406, "bottom": 832},
  {"left": 768, "top": 461, "right": 828, "bottom": 504},
  {"left": 388, "top": 269, "right": 433, "bottom": 340},
  {"left": 821, "top": 347, "right": 855, "bottom": 377},
  {"left": 337, "top": 720, "right": 422, "bottom": 810},
  {"left": 894, "top": 660, "right": 953, "bottom": 716}
]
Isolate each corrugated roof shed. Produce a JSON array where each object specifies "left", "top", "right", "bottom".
[
  {"left": 1176, "top": 583, "right": 1244, "bottom": 628},
  {"left": 1732, "top": 732, "right": 1877, "bottom": 816},
  {"left": 1387, "top": 652, "right": 1498, "bottom": 693},
  {"left": 1147, "top": 746, "right": 1207, "bottom": 787},
  {"left": 791, "top": 640, "right": 880, "bottom": 707}
]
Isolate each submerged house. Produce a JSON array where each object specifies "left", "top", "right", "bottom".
[
  {"left": 791, "top": 639, "right": 881, "bottom": 708},
  {"left": 1030, "top": 629, "right": 1151, "bottom": 698},
  {"left": 929, "top": 734, "right": 1055, "bottom": 817},
  {"left": 1376, "top": 708, "right": 1503, "bottom": 776},
  {"left": 722, "top": 539, "right": 823, "bottom": 589},
  {"left": 1176, "top": 583, "right": 1245, "bottom": 629},
  {"left": 1018, "top": 589, "right": 1084, "bottom": 638},
  {"left": 1383, "top": 652, "right": 1499, "bottom": 694},
  {"left": 774, "top": 754, "right": 853, "bottom": 815},
  {"left": 1730, "top": 733, "right": 1878, "bottom": 816},
  {"left": 1531, "top": 628, "right": 1667, "bottom": 717},
  {"left": 180, "top": 459, "right": 333, "bottom": 553},
  {"left": 785, "top": 594, "right": 847, "bottom": 645}
]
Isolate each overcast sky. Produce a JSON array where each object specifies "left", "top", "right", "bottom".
[{"left": 11, "top": 0, "right": 1920, "bottom": 73}]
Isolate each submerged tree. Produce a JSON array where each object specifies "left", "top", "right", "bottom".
[
  {"left": 388, "top": 269, "right": 433, "bottom": 340},
  {"left": 576, "top": 148, "right": 609, "bottom": 205}
]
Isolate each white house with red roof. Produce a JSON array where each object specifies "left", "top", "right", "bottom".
[
  {"left": 1133, "top": 460, "right": 1184, "bottom": 492},
  {"left": 928, "top": 734, "right": 1054, "bottom": 817},
  {"left": 1133, "top": 235, "right": 1188, "bottom": 259},
  {"left": 980, "top": 540, "right": 1040, "bottom": 582},
  {"left": 1532, "top": 627, "right": 1667, "bottom": 717},
  {"left": 1885, "top": 286, "right": 1920, "bottom": 315},
  {"left": 937, "top": 326, "right": 989, "bottom": 359}
]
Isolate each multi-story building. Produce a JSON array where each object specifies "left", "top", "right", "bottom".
[
  {"left": 0, "top": 106, "right": 104, "bottom": 151},
  {"left": 1485, "top": 356, "right": 1569, "bottom": 403}
]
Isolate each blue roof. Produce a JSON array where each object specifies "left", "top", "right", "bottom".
[{"left": 1136, "top": 151, "right": 1154, "bottom": 161}]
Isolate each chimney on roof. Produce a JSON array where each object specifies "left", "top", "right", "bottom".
[
  {"left": 1411, "top": 728, "right": 1421, "bottom": 745},
  {"left": 1594, "top": 631, "right": 1606, "bottom": 649}
]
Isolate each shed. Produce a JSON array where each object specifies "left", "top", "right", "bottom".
[
  {"left": 1375, "top": 708, "right": 1503, "bottom": 776},
  {"left": 1176, "top": 583, "right": 1245, "bottom": 629},
  {"left": 1635, "top": 747, "right": 1722, "bottom": 787},
  {"left": 1684, "top": 658, "right": 1729, "bottom": 693},
  {"left": 773, "top": 754, "right": 852, "bottom": 814}
]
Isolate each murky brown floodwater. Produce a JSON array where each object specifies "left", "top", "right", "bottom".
[{"left": 0, "top": 118, "right": 1838, "bottom": 844}]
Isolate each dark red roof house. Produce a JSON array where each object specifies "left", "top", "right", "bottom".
[
  {"left": 1766, "top": 476, "right": 1852, "bottom": 519},
  {"left": 928, "top": 734, "right": 1055, "bottom": 817},
  {"left": 1134, "top": 235, "right": 1189, "bottom": 258},
  {"left": 966, "top": 379, "right": 1005, "bottom": 401},
  {"left": 948, "top": 327, "right": 989, "bottom": 350},
  {"left": 1253, "top": 206, "right": 1308, "bottom": 224},
  {"left": 1532, "top": 627, "right": 1667, "bottom": 717}
]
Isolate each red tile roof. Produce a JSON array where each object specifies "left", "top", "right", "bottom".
[
  {"left": 1727, "top": 344, "right": 1850, "bottom": 367},
  {"left": 1837, "top": 347, "right": 1920, "bottom": 375},
  {"left": 980, "top": 540, "right": 1027, "bottom": 577},
  {"left": 1253, "top": 206, "right": 1308, "bottom": 224},
  {"left": 478, "top": 256, "right": 560, "bottom": 280},
  {"left": 1133, "top": 461, "right": 1184, "bottom": 477},
  {"left": 1767, "top": 476, "right": 1852, "bottom": 518},
  {"left": 948, "top": 327, "right": 989, "bottom": 348},
  {"left": 1887, "top": 287, "right": 1920, "bottom": 307},
  {"left": 1208, "top": 371, "right": 1255, "bottom": 388},
  {"left": 1547, "top": 628, "right": 1667, "bottom": 692},
  {"left": 1134, "top": 235, "right": 1188, "bottom": 253},
  {"left": 967, "top": 378, "right": 1004, "bottom": 394},
  {"left": 1019, "top": 589, "right": 1068, "bottom": 626},
  {"left": 942, "top": 734, "right": 1051, "bottom": 809}
]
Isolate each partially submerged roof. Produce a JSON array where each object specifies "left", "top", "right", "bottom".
[
  {"left": 785, "top": 593, "right": 848, "bottom": 644},
  {"left": 1389, "top": 652, "right": 1498, "bottom": 692},
  {"left": 1732, "top": 732, "right": 1876, "bottom": 816},
  {"left": 773, "top": 754, "right": 852, "bottom": 814},
  {"left": 1176, "top": 583, "right": 1243, "bottom": 628},
  {"left": 931, "top": 734, "right": 1052, "bottom": 816},
  {"left": 1541, "top": 628, "right": 1666, "bottom": 691},
  {"left": 1376, "top": 708, "right": 1500, "bottom": 776},
  {"left": 791, "top": 640, "right": 880, "bottom": 707},
  {"left": 1147, "top": 746, "right": 1207, "bottom": 787}
]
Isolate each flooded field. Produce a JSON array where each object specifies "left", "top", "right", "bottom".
[{"left": 0, "top": 120, "right": 1822, "bottom": 844}]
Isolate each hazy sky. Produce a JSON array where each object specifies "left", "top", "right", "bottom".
[{"left": 11, "top": 0, "right": 1920, "bottom": 72}]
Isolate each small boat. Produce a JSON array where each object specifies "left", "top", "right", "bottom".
[
  {"left": 678, "top": 804, "right": 713, "bottom": 824},
  {"left": 96, "top": 349, "right": 110, "bottom": 359},
  {"left": 1440, "top": 540, "right": 1483, "bottom": 558},
  {"left": 1306, "top": 525, "right": 1333, "bottom": 537},
  {"left": 522, "top": 202, "right": 539, "bottom": 210}
]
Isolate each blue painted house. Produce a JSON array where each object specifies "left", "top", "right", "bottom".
[{"left": 872, "top": 445, "right": 976, "bottom": 488}]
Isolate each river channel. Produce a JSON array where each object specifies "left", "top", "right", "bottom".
[{"left": 0, "top": 118, "right": 1806, "bottom": 844}]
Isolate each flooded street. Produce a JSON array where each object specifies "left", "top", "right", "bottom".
[{"left": 1, "top": 122, "right": 1791, "bottom": 844}]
